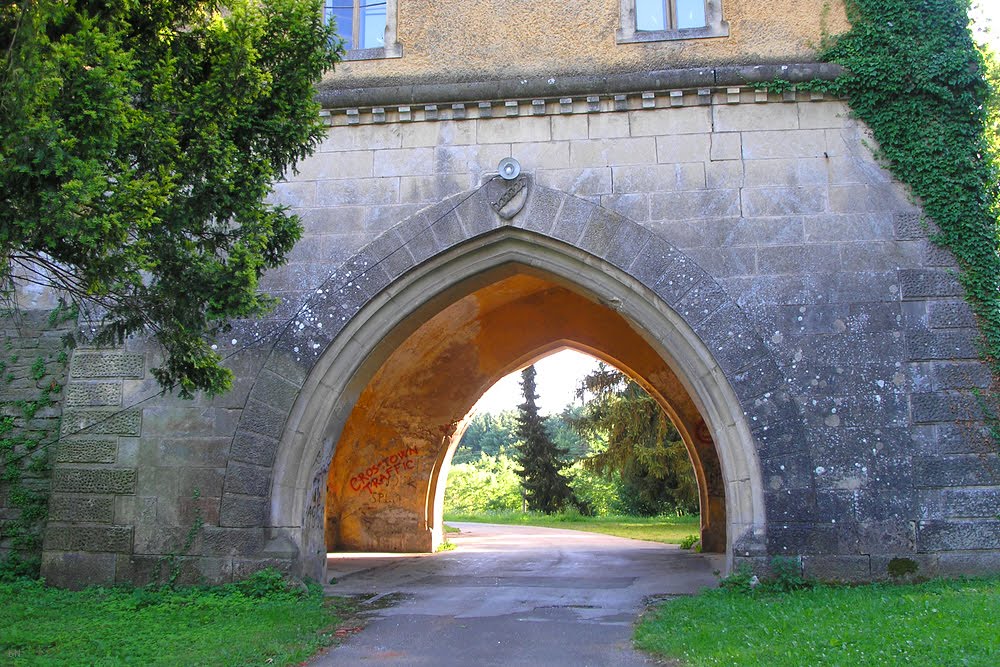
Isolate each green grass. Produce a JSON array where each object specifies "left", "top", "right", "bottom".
[
  {"left": 635, "top": 576, "right": 1000, "bottom": 666},
  {"left": 443, "top": 510, "right": 699, "bottom": 544},
  {"left": 0, "top": 573, "right": 352, "bottom": 666}
]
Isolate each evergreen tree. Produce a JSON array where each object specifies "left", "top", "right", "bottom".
[
  {"left": 571, "top": 364, "right": 698, "bottom": 515},
  {"left": 1, "top": 0, "right": 340, "bottom": 397},
  {"left": 513, "top": 365, "right": 576, "bottom": 514}
]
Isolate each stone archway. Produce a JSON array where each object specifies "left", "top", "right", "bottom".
[
  {"left": 323, "top": 270, "right": 729, "bottom": 555},
  {"left": 220, "top": 181, "right": 802, "bottom": 580}
]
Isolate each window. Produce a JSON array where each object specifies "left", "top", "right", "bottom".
[
  {"left": 324, "top": 0, "right": 401, "bottom": 60},
  {"left": 618, "top": 0, "right": 728, "bottom": 43}
]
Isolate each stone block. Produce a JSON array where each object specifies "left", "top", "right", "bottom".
[
  {"left": 919, "top": 487, "right": 1000, "bottom": 520},
  {"left": 797, "top": 101, "right": 854, "bottom": 129},
  {"left": 179, "top": 467, "right": 226, "bottom": 498},
  {"left": 41, "top": 552, "right": 117, "bottom": 590},
  {"left": 373, "top": 147, "right": 434, "bottom": 177},
  {"left": 906, "top": 330, "right": 979, "bottom": 361},
  {"left": 433, "top": 143, "right": 510, "bottom": 174},
  {"left": 683, "top": 247, "right": 756, "bottom": 278},
  {"left": 628, "top": 106, "right": 711, "bottom": 136},
  {"left": 911, "top": 392, "right": 985, "bottom": 424},
  {"left": 588, "top": 112, "right": 630, "bottom": 138},
  {"left": 915, "top": 453, "right": 999, "bottom": 486},
  {"left": 535, "top": 168, "right": 612, "bottom": 196},
  {"left": 605, "top": 220, "right": 654, "bottom": 271},
  {"left": 570, "top": 137, "right": 656, "bottom": 167},
  {"left": 224, "top": 463, "right": 271, "bottom": 497},
  {"left": 893, "top": 211, "right": 928, "bottom": 240},
  {"left": 649, "top": 189, "right": 741, "bottom": 221},
  {"left": 399, "top": 173, "right": 474, "bottom": 204},
  {"left": 199, "top": 526, "right": 267, "bottom": 556},
  {"left": 705, "top": 160, "right": 744, "bottom": 188},
  {"left": 268, "top": 180, "right": 315, "bottom": 208},
  {"left": 401, "top": 119, "right": 476, "bottom": 148},
  {"left": 713, "top": 103, "right": 800, "bottom": 132},
  {"left": 514, "top": 141, "right": 571, "bottom": 170},
  {"left": 53, "top": 468, "right": 136, "bottom": 494},
  {"left": 315, "top": 178, "right": 398, "bottom": 207},
  {"left": 710, "top": 132, "right": 741, "bottom": 161},
  {"left": 239, "top": 399, "right": 288, "bottom": 438},
  {"left": 54, "top": 438, "right": 117, "bottom": 464},
  {"left": 766, "top": 522, "right": 839, "bottom": 554},
  {"left": 612, "top": 162, "right": 705, "bottom": 194},
  {"left": 477, "top": 116, "right": 551, "bottom": 144},
  {"left": 71, "top": 352, "right": 144, "bottom": 379},
  {"left": 549, "top": 193, "right": 597, "bottom": 244},
  {"left": 801, "top": 555, "right": 872, "bottom": 582},
  {"left": 44, "top": 524, "right": 132, "bottom": 553},
  {"left": 293, "top": 150, "right": 373, "bottom": 181},
  {"left": 927, "top": 300, "right": 976, "bottom": 329},
  {"left": 729, "top": 357, "right": 785, "bottom": 401},
  {"left": 65, "top": 382, "right": 122, "bottom": 407},
  {"left": 899, "top": 269, "right": 963, "bottom": 300},
  {"left": 219, "top": 494, "right": 269, "bottom": 528},
  {"left": 600, "top": 194, "right": 648, "bottom": 221},
  {"left": 155, "top": 437, "right": 232, "bottom": 468},
  {"left": 757, "top": 244, "right": 841, "bottom": 274},
  {"left": 917, "top": 519, "right": 1000, "bottom": 551},
  {"left": 654, "top": 133, "right": 710, "bottom": 163},
  {"left": 743, "top": 158, "right": 828, "bottom": 188},
  {"left": 933, "top": 551, "right": 1000, "bottom": 576},
  {"left": 829, "top": 184, "right": 913, "bottom": 213},
  {"left": 48, "top": 495, "right": 115, "bottom": 523},
  {"left": 320, "top": 123, "right": 402, "bottom": 151},
  {"left": 551, "top": 114, "right": 588, "bottom": 140},
  {"left": 248, "top": 371, "right": 302, "bottom": 416},
  {"left": 740, "top": 129, "right": 826, "bottom": 159},
  {"left": 741, "top": 187, "right": 826, "bottom": 217},
  {"left": 650, "top": 253, "right": 704, "bottom": 304}
]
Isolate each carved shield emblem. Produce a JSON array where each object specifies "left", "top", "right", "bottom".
[{"left": 487, "top": 175, "right": 530, "bottom": 220}]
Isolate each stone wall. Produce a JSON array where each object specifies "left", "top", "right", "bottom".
[
  {"left": 0, "top": 310, "right": 72, "bottom": 572},
  {"left": 27, "top": 82, "right": 1000, "bottom": 587}
]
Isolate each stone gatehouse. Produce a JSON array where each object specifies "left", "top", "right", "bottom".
[{"left": 6, "top": 0, "right": 999, "bottom": 587}]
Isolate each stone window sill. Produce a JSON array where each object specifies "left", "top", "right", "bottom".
[
  {"left": 342, "top": 43, "right": 403, "bottom": 62},
  {"left": 617, "top": 22, "right": 729, "bottom": 43}
]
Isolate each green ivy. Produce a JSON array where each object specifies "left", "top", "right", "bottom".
[
  {"left": 0, "top": 307, "right": 72, "bottom": 580},
  {"left": 817, "top": 0, "right": 1000, "bottom": 385}
]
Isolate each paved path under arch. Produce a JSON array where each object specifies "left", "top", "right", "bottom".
[{"left": 310, "top": 523, "right": 723, "bottom": 666}]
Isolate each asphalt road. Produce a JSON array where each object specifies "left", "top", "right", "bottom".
[{"left": 309, "top": 522, "right": 722, "bottom": 666}]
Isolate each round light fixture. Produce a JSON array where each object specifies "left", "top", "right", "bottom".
[{"left": 498, "top": 157, "right": 521, "bottom": 181}]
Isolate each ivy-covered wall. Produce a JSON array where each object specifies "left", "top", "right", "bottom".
[{"left": 0, "top": 308, "right": 73, "bottom": 579}]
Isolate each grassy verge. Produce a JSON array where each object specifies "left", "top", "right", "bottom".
[
  {"left": 0, "top": 571, "right": 353, "bottom": 666},
  {"left": 443, "top": 511, "right": 699, "bottom": 545},
  {"left": 635, "top": 576, "right": 1000, "bottom": 666}
]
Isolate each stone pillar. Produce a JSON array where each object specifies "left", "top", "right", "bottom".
[{"left": 41, "top": 350, "right": 142, "bottom": 589}]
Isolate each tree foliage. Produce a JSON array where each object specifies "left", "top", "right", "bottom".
[
  {"left": 571, "top": 364, "right": 698, "bottom": 515},
  {"left": 1, "top": 0, "right": 341, "bottom": 397},
  {"left": 453, "top": 410, "right": 519, "bottom": 464},
  {"left": 513, "top": 365, "right": 576, "bottom": 514}
]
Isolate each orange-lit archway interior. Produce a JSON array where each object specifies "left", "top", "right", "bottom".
[{"left": 324, "top": 268, "right": 725, "bottom": 554}]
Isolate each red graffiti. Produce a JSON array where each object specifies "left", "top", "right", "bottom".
[{"left": 349, "top": 446, "right": 419, "bottom": 496}]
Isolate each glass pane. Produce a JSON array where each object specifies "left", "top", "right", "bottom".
[
  {"left": 635, "top": 0, "right": 667, "bottom": 31},
  {"left": 326, "top": 2, "right": 355, "bottom": 48},
  {"left": 675, "top": 0, "right": 707, "bottom": 29},
  {"left": 359, "top": 1, "right": 387, "bottom": 49}
]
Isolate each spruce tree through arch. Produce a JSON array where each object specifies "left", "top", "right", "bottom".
[{"left": 514, "top": 365, "right": 577, "bottom": 514}]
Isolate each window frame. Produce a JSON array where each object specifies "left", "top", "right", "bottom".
[
  {"left": 617, "top": 0, "right": 729, "bottom": 43},
  {"left": 325, "top": 0, "right": 402, "bottom": 61}
]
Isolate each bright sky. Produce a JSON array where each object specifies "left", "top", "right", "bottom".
[
  {"left": 971, "top": 1, "right": 999, "bottom": 51},
  {"left": 471, "top": 349, "right": 601, "bottom": 416}
]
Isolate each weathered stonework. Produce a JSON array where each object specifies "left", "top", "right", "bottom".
[{"left": 3, "top": 1, "right": 992, "bottom": 588}]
